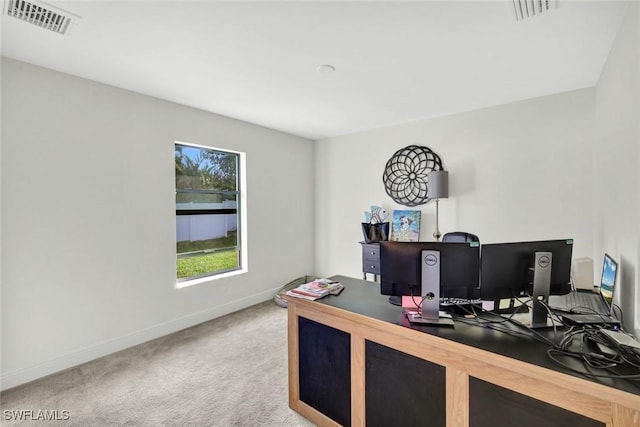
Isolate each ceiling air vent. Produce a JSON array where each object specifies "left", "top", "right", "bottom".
[
  {"left": 3, "top": 0, "right": 80, "bottom": 35},
  {"left": 512, "top": 0, "right": 556, "bottom": 21}
]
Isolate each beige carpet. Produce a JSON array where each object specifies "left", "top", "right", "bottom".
[{"left": 0, "top": 301, "right": 315, "bottom": 427}]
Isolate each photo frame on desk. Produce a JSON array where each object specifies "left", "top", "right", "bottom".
[{"left": 391, "top": 210, "right": 421, "bottom": 242}]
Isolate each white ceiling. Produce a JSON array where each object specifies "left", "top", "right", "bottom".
[{"left": 0, "top": 1, "right": 629, "bottom": 140}]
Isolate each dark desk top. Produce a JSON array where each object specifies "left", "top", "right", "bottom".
[{"left": 315, "top": 275, "right": 640, "bottom": 396}]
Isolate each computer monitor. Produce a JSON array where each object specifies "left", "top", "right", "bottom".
[
  {"left": 380, "top": 241, "right": 480, "bottom": 305},
  {"left": 480, "top": 239, "right": 573, "bottom": 301}
]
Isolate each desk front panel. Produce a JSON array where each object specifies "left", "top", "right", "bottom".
[
  {"left": 469, "top": 376, "right": 604, "bottom": 427},
  {"left": 365, "top": 340, "right": 445, "bottom": 427},
  {"left": 298, "top": 317, "right": 351, "bottom": 426}
]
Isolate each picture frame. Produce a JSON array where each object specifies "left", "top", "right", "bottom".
[{"left": 391, "top": 210, "right": 421, "bottom": 242}]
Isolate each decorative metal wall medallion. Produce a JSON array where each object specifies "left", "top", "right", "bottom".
[{"left": 382, "top": 145, "right": 443, "bottom": 207}]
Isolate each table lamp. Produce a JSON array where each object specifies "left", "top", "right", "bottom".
[{"left": 427, "top": 170, "right": 449, "bottom": 241}]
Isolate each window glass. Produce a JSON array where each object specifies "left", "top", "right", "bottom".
[
  {"left": 175, "top": 143, "right": 241, "bottom": 281},
  {"left": 176, "top": 192, "right": 237, "bottom": 210},
  {"left": 175, "top": 145, "right": 237, "bottom": 191}
]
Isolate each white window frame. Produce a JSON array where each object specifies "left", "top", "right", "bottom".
[{"left": 175, "top": 141, "right": 247, "bottom": 288}]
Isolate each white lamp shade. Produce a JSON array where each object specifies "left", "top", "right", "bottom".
[{"left": 427, "top": 170, "right": 449, "bottom": 199}]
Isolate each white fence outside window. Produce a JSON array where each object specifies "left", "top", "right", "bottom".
[{"left": 176, "top": 201, "right": 237, "bottom": 242}]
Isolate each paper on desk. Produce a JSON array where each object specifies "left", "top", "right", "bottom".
[{"left": 401, "top": 296, "right": 421, "bottom": 309}]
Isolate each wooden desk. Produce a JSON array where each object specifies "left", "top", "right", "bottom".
[{"left": 286, "top": 276, "right": 640, "bottom": 427}]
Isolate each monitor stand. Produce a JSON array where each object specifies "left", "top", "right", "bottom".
[
  {"left": 389, "top": 295, "right": 402, "bottom": 306},
  {"left": 530, "top": 251, "right": 555, "bottom": 329},
  {"left": 407, "top": 250, "right": 454, "bottom": 327}
]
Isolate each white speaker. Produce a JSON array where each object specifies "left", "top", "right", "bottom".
[{"left": 572, "top": 257, "right": 594, "bottom": 290}]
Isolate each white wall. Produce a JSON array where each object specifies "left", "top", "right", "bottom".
[
  {"left": 594, "top": 2, "right": 640, "bottom": 335},
  {"left": 315, "top": 89, "right": 595, "bottom": 281},
  {"left": 0, "top": 58, "right": 315, "bottom": 389}
]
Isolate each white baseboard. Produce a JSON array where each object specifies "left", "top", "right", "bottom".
[{"left": 1, "top": 287, "right": 280, "bottom": 391}]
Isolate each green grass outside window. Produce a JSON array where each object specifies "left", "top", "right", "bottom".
[
  {"left": 177, "top": 251, "right": 238, "bottom": 279},
  {"left": 177, "top": 232, "right": 239, "bottom": 279}
]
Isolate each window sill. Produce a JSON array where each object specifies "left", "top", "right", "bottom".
[{"left": 175, "top": 268, "right": 247, "bottom": 289}]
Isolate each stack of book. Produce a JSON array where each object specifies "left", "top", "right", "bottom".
[{"left": 285, "top": 278, "right": 344, "bottom": 301}]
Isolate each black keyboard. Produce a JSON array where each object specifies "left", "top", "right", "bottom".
[
  {"left": 563, "top": 292, "right": 599, "bottom": 309},
  {"left": 440, "top": 297, "right": 482, "bottom": 307}
]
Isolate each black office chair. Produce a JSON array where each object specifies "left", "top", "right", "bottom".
[{"left": 442, "top": 231, "right": 480, "bottom": 243}]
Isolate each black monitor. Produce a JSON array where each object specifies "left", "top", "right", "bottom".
[
  {"left": 480, "top": 239, "right": 573, "bottom": 301},
  {"left": 380, "top": 241, "right": 480, "bottom": 305}
]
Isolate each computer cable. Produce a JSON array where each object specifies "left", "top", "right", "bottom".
[
  {"left": 504, "top": 295, "right": 563, "bottom": 345},
  {"left": 456, "top": 301, "right": 520, "bottom": 325},
  {"left": 621, "top": 353, "right": 640, "bottom": 368},
  {"left": 546, "top": 326, "right": 640, "bottom": 380},
  {"left": 528, "top": 303, "right": 640, "bottom": 380},
  {"left": 594, "top": 329, "right": 640, "bottom": 367},
  {"left": 449, "top": 294, "right": 530, "bottom": 325},
  {"left": 546, "top": 348, "right": 640, "bottom": 380},
  {"left": 569, "top": 273, "right": 576, "bottom": 291},
  {"left": 466, "top": 298, "right": 616, "bottom": 352},
  {"left": 611, "top": 304, "right": 624, "bottom": 326},
  {"left": 453, "top": 300, "right": 559, "bottom": 348},
  {"left": 447, "top": 300, "right": 483, "bottom": 317},
  {"left": 498, "top": 299, "right": 623, "bottom": 354},
  {"left": 534, "top": 298, "right": 563, "bottom": 341},
  {"left": 503, "top": 317, "right": 559, "bottom": 347},
  {"left": 568, "top": 304, "right": 608, "bottom": 319},
  {"left": 472, "top": 317, "right": 558, "bottom": 347},
  {"left": 558, "top": 326, "right": 589, "bottom": 349},
  {"left": 408, "top": 289, "right": 482, "bottom": 319},
  {"left": 558, "top": 326, "right": 602, "bottom": 352},
  {"left": 448, "top": 295, "right": 640, "bottom": 380},
  {"left": 408, "top": 288, "right": 427, "bottom": 317}
]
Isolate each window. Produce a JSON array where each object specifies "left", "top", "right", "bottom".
[{"left": 175, "top": 142, "right": 243, "bottom": 282}]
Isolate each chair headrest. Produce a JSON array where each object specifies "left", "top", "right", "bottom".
[{"left": 442, "top": 232, "right": 480, "bottom": 243}]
